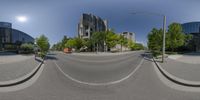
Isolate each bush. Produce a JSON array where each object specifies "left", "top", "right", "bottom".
[
  {"left": 152, "top": 50, "right": 161, "bottom": 57},
  {"left": 20, "top": 43, "right": 34, "bottom": 54},
  {"left": 38, "top": 52, "right": 46, "bottom": 58}
]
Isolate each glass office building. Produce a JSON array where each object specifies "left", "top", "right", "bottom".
[
  {"left": 0, "top": 22, "right": 34, "bottom": 51},
  {"left": 182, "top": 22, "right": 200, "bottom": 51}
]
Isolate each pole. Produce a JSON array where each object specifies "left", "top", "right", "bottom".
[{"left": 162, "top": 16, "right": 166, "bottom": 63}]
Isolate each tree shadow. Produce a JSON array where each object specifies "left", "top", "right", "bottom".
[
  {"left": 0, "top": 52, "right": 17, "bottom": 56},
  {"left": 182, "top": 52, "right": 200, "bottom": 56},
  {"left": 45, "top": 55, "right": 58, "bottom": 60}
]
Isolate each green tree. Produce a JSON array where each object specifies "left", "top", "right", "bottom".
[
  {"left": 91, "top": 31, "right": 106, "bottom": 51},
  {"left": 128, "top": 39, "right": 135, "bottom": 50},
  {"left": 74, "top": 37, "right": 84, "bottom": 51},
  {"left": 61, "top": 35, "right": 68, "bottom": 49},
  {"left": 133, "top": 43, "right": 144, "bottom": 50},
  {"left": 105, "top": 31, "right": 118, "bottom": 49},
  {"left": 36, "top": 35, "right": 50, "bottom": 57},
  {"left": 65, "top": 39, "right": 76, "bottom": 48},
  {"left": 147, "top": 28, "right": 163, "bottom": 56},
  {"left": 166, "top": 23, "right": 185, "bottom": 52},
  {"left": 118, "top": 35, "right": 128, "bottom": 52}
]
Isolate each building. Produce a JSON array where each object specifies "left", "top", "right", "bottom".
[
  {"left": 182, "top": 22, "right": 200, "bottom": 52},
  {"left": 0, "top": 22, "right": 34, "bottom": 51},
  {"left": 78, "top": 13, "right": 108, "bottom": 39},
  {"left": 121, "top": 32, "right": 135, "bottom": 42},
  {"left": 0, "top": 22, "right": 12, "bottom": 50}
]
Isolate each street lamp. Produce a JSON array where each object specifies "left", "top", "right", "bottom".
[{"left": 130, "top": 12, "right": 166, "bottom": 63}]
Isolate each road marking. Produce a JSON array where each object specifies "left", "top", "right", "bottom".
[{"left": 54, "top": 58, "right": 144, "bottom": 86}]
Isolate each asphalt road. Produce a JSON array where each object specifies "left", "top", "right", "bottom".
[
  {"left": 0, "top": 51, "right": 200, "bottom": 99},
  {"left": 54, "top": 51, "right": 143, "bottom": 83}
]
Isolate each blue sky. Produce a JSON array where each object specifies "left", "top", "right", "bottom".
[{"left": 1, "top": 0, "right": 200, "bottom": 46}]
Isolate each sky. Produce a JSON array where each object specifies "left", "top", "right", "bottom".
[{"left": 1, "top": 0, "right": 200, "bottom": 46}]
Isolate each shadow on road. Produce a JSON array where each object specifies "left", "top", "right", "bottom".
[
  {"left": 45, "top": 55, "right": 58, "bottom": 60},
  {"left": 141, "top": 53, "right": 154, "bottom": 62},
  {"left": 182, "top": 52, "right": 200, "bottom": 56},
  {"left": 35, "top": 57, "right": 43, "bottom": 62},
  {"left": 0, "top": 52, "right": 17, "bottom": 56}
]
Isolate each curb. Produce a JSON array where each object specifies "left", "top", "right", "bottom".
[
  {"left": 0, "top": 58, "right": 44, "bottom": 87},
  {"left": 152, "top": 57, "right": 200, "bottom": 87}
]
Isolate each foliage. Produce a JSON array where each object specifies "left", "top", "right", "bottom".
[
  {"left": 133, "top": 43, "right": 144, "bottom": 50},
  {"left": 64, "top": 37, "right": 84, "bottom": 51},
  {"left": 51, "top": 42, "right": 62, "bottom": 51},
  {"left": 61, "top": 35, "right": 68, "bottom": 49},
  {"left": 20, "top": 43, "right": 34, "bottom": 53},
  {"left": 128, "top": 39, "right": 135, "bottom": 50},
  {"left": 105, "top": 31, "right": 118, "bottom": 48},
  {"left": 166, "top": 23, "right": 185, "bottom": 51},
  {"left": 36, "top": 35, "right": 50, "bottom": 57},
  {"left": 147, "top": 28, "right": 163, "bottom": 52},
  {"left": 65, "top": 39, "right": 76, "bottom": 48},
  {"left": 147, "top": 22, "right": 192, "bottom": 56},
  {"left": 118, "top": 35, "right": 128, "bottom": 51}
]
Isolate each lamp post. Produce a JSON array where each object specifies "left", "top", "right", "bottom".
[
  {"left": 131, "top": 12, "right": 166, "bottom": 63},
  {"left": 162, "top": 15, "right": 166, "bottom": 63}
]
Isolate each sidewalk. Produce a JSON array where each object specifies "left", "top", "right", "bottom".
[
  {"left": 158, "top": 54, "right": 200, "bottom": 82},
  {"left": 0, "top": 54, "right": 33, "bottom": 64},
  {"left": 0, "top": 56, "right": 42, "bottom": 82}
]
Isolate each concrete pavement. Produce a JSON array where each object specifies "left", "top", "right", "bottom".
[
  {"left": 158, "top": 53, "right": 200, "bottom": 82},
  {"left": 1, "top": 51, "right": 200, "bottom": 99},
  {"left": 159, "top": 58, "right": 200, "bottom": 82},
  {"left": 0, "top": 54, "right": 34, "bottom": 64},
  {"left": 0, "top": 55, "right": 41, "bottom": 82}
]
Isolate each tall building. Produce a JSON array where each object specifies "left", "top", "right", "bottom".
[
  {"left": 182, "top": 22, "right": 200, "bottom": 52},
  {"left": 78, "top": 13, "right": 108, "bottom": 39},
  {"left": 121, "top": 32, "right": 135, "bottom": 42},
  {"left": 0, "top": 22, "right": 34, "bottom": 51}
]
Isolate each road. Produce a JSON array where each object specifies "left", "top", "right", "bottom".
[{"left": 0, "top": 51, "right": 200, "bottom": 99}]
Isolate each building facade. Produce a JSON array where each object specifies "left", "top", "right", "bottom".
[
  {"left": 78, "top": 13, "right": 108, "bottom": 39},
  {"left": 121, "top": 32, "right": 135, "bottom": 42},
  {"left": 0, "top": 22, "right": 34, "bottom": 51},
  {"left": 182, "top": 22, "right": 200, "bottom": 52},
  {"left": 0, "top": 22, "right": 12, "bottom": 50}
]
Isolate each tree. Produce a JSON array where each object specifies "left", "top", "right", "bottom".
[
  {"left": 36, "top": 35, "right": 50, "bottom": 57},
  {"left": 65, "top": 39, "right": 76, "bottom": 48},
  {"left": 118, "top": 35, "right": 128, "bottom": 52},
  {"left": 166, "top": 23, "right": 185, "bottom": 52},
  {"left": 128, "top": 39, "right": 135, "bottom": 50},
  {"left": 61, "top": 35, "right": 68, "bottom": 49},
  {"left": 133, "top": 43, "right": 144, "bottom": 50},
  {"left": 91, "top": 31, "right": 106, "bottom": 51},
  {"left": 147, "top": 28, "right": 163, "bottom": 56},
  {"left": 105, "top": 30, "right": 118, "bottom": 49}
]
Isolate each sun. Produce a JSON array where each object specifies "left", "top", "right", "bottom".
[{"left": 16, "top": 16, "right": 27, "bottom": 22}]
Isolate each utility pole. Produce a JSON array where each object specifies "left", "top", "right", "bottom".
[{"left": 162, "top": 16, "right": 166, "bottom": 63}]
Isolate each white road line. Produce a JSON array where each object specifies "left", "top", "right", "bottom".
[{"left": 54, "top": 58, "right": 144, "bottom": 86}]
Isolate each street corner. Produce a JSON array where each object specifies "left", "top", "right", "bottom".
[{"left": 0, "top": 54, "right": 42, "bottom": 82}]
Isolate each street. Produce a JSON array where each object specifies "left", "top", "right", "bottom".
[{"left": 0, "top": 51, "right": 200, "bottom": 99}]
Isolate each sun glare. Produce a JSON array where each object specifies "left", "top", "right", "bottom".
[{"left": 16, "top": 16, "right": 27, "bottom": 22}]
